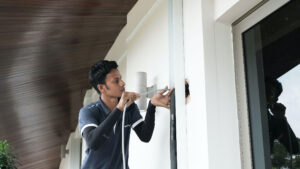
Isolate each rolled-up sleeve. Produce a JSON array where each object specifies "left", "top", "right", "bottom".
[{"left": 130, "top": 103, "right": 143, "bottom": 129}]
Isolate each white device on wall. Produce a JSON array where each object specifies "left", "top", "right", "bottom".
[{"left": 134, "top": 72, "right": 156, "bottom": 111}]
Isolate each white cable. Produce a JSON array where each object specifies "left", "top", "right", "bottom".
[{"left": 122, "top": 102, "right": 128, "bottom": 169}]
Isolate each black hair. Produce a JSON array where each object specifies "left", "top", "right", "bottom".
[
  {"left": 89, "top": 60, "right": 118, "bottom": 94},
  {"left": 185, "top": 81, "right": 190, "bottom": 98},
  {"left": 265, "top": 76, "right": 283, "bottom": 98}
]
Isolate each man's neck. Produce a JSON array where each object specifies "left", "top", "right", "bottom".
[{"left": 101, "top": 94, "right": 118, "bottom": 112}]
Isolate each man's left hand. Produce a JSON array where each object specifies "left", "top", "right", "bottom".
[
  {"left": 150, "top": 86, "right": 174, "bottom": 109},
  {"left": 271, "top": 103, "right": 286, "bottom": 119}
]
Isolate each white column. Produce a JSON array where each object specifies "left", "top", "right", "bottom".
[{"left": 168, "top": 0, "right": 188, "bottom": 168}]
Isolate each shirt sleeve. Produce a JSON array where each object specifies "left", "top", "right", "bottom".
[
  {"left": 82, "top": 107, "right": 123, "bottom": 150},
  {"left": 78, "top": 107, "right": 99, "bottom": 136},
  {"left": 133, "top": 101, "right": 156, "bottom": 142},
  {"left": 129, "top": 103, "right": 143, "bottom": 129}
]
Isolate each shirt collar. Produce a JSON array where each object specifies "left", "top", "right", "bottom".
[{"left": 98, "top": 97, "right": 110, "bottom": 115}]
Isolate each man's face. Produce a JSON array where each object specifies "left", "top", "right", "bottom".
[
  {"left": 266, "top": 85, "right": 278, "bottom": 105},
  {"left": 98, "top": 69, "right": 125, "bottom": 98}
]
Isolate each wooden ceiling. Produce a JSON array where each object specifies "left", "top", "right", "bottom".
[{"left": 0, "top": 0, "right": 136, "bottom": 168}]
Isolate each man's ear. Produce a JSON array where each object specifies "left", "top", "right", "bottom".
[{"left": 97, "top": 84, "right": 105, "bottom": 94}]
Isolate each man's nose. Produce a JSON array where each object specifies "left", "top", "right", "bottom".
[{"left": 121, "top": 80, "right": 126, "bottom": 86}]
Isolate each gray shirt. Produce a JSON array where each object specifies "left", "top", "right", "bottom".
[{"left": 78, "top": 98, "right": 143, "bottom": 169}]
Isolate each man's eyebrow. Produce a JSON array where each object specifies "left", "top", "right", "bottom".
[{"left": 113, "top": 76, "right": 121, "bottom": 80}]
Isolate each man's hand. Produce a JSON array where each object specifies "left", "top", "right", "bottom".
[
  {"left": 117, "top": 91, "right": 141, "bottom": 111},
  {"left": 271, "top": 102, "right": 286, "bottom": 119},
  {"left": 150, "top": 86, "right": 174, "bottom": 109}
]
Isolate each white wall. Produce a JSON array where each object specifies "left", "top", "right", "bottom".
[
  {"left": 183, "top": 1, "right": 240, "bottom": 168},
  {"left": 103, "top": 0, "right": 265, "bottom": 169},
  {"left": 183, "top": 0, "right": 210, "bottom": 168},
  {"left": 59, "top": 89, "right": 99, "bottom": 169},
  {"left": 120, "top": 0, "right": 170, "bottom": 169},
  {"left": 59, "top": 129, "right": 81, "bottom": 169},
  {"left": 184, "top": 0, "right": 262, "bottom": 169}
]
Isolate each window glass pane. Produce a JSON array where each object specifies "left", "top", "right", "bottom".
[{"left": 242, "top": 1, "right": 300, "bottom": 168}]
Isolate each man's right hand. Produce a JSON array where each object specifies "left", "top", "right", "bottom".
[
  {"left": 117, "top": 91, "right": 141, "bottom": 111},
  {"left": 271, "top": 102, "right": 286, "bottom": 119}
]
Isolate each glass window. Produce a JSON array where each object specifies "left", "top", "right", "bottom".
[{"left": 242, "top": 1, "right": 300, "bottom": 168}]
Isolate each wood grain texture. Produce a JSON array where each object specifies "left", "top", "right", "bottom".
[{"left": 0, "top": 0, "right": 136, "bottom": 168}]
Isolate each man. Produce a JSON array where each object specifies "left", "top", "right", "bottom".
[
  {"left": 265, "top": 77, "right": 299, "bottom": 154},
  {"left": 78, "top": 60, "right": 174, "bottom": 169}
]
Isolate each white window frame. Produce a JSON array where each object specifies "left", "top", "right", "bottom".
[{"left": 232, "top": 0, "right": 290, "bottom": 168}]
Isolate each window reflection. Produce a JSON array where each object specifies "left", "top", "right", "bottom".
[
  {"left": 267, "top": 66, "right": 300, "bottom": 168},
  {"left": 242, "top": 1, "right": 300, "bottom": 168}
]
